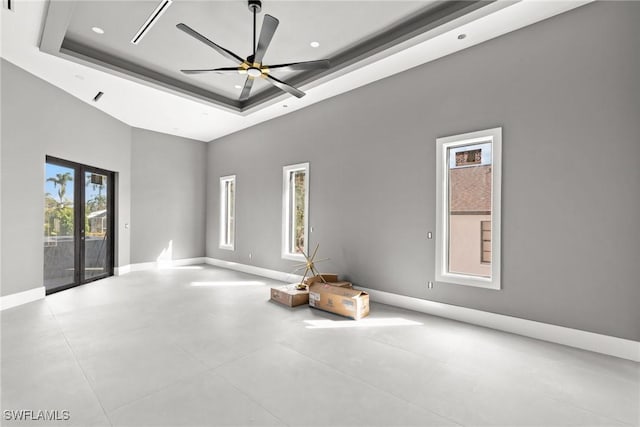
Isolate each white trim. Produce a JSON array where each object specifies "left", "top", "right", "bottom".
[
  {"left": 359, "top": 287, "right": 640, "bottom": 362},
  {"left": 282, "top": 162, "right": 310, "bottom": 261},
  {"left": 114, "top": 265, "right": 131, "bottom": 276},
  {"left": 115, "top": 257, "right": 206, "bottom": 275},
  {"left": 0, "top": 287, "right": 46, "bottom": 311},
  {"left": 204, "top": 257, "right": 639, "bottom": 362},
  {"left": 436, "top": 127, "right": 502, "bottom": 290},
  {"left": 219, "top": 175, "right": 236, "bottom": 251},
  {"left": 205, "top": 257, "right": 303, "bottom": 284}
]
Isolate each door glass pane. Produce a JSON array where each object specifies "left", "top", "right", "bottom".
[
  {"left": 447, "top": 142, "right": 492, "bottom": 278},
  {"left": 44, "top": 163, "right": 75, "bottom": 289},
  {"left": 84, "top": 171, "right": 109, "bottom": 280}
]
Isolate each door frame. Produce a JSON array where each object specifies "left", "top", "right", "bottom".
[{"left": 45, "top": 156, "right": 115, "bottom": 294}]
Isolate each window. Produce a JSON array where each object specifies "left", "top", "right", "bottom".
[
  {"left": 219, "top": 175, "right": 235, "bottom": 250},
  {"left": 282, "top": 162, "right": 309, "bottom": 260},
  {"left": 435, "top": 128, "right": 501, "bottom": 289}
]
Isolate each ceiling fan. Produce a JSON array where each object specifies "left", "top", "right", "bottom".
[{"left": 177, "top": 0, "right": 330, "bottom": 101}]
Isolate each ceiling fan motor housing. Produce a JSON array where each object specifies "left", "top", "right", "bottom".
[{"left": 248, "top": 0, "right": 262, "bottom": 13}]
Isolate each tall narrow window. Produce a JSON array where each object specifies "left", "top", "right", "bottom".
[
  {"left": 282, "top": 162, "right": 309, "bottom": 260},
  {"left": 436, "top": 128, "right": 502, "bottom": 289},
  {"left": 219, "top": 175, "right": 235, "bottom": 250}
]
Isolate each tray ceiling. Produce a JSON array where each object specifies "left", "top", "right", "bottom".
[
  {"left": 41, "top": 0, "right": 487, "bottom": 112},
  {"left": 2, "top": 0, "right": 592, "bottom": 141}
]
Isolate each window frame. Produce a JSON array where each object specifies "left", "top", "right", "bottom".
[
  {"left": 435, "top": 127, "right": 502, "bottom": 290},
  {"left": 219, "top": 174, "right": 236, "bottom": 251},
  {"left": 281, "top": 162, "right": 310, "bottom": 261}
]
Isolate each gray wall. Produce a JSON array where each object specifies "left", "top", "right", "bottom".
[
  {"left": 1, "top": 59, "right": 132, "bottom": 296},
  {"left": 130, "top": 128, "right": 206, "bottom": 263},
  {"left": 206, "top": 2, "right": 640, "bottom": 341}
]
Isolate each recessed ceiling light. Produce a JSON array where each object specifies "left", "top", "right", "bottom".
[
  {"left": 310, "top": 41, "right": 320, "bottom": 48},
  {"left": 92, "top": 27, "right": 105, "bottom": 35},
  {"left": 282, "top": 104, "right": 288, "bottom": 108},
  {"left": 457, "top": 33, "right": 467, "bottom": 40},
  {"left": 234, "top": 84, "right": 242, "bottom": 89}
]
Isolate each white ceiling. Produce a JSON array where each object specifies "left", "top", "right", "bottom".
[{"left": 1, "top": 0, "right": 591, "bottom": 142}]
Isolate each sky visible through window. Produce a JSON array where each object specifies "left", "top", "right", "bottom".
[{"left": 45, "top": 163, "right": 103, "bottom": 202}]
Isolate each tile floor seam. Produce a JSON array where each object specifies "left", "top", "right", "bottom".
[
  {"left": 100, "top": 344, "right": 213, "bottom": 415},
  {"left": 437, "top": 357, "right": 636, "bottom": 426},
  {"left": 205, "top": 341, "right": 278, "bottom": 373},
  {"left": 362, "top": 327, "right": 639, "bottom": 424},
  {"left": 530, "top": 389, "right": 637, "bottom": 426},
  {"left": 358, "top": 331, "right": 450, "bottom": 366},
  {"left": 436, "top": 354, "right": 638, "bottom": 426},
  {"left": 45, "top": 300, "right": 114, "bottom": 427},
  {"left": 207, "top": 370, "right": 290, "bottom": 427},
  {"left": 102, "top": 367, "right": 218, "bottom": 417},
  {"left": 277, "top": 342, "right": 465, "bottom": 427}
]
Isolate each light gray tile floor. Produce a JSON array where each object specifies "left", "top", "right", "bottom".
[{"left": 1, "top": 265, "right": 638, "bottom": 426}]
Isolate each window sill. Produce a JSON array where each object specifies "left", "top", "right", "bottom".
[
  {"left": 282, "top": 253, "right": 305, "bottom": 262},
  {"left": 436, "top": 272, "right": 500, "bottom": 290}
]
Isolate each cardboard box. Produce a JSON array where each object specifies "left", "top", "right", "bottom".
[
  {"left": 308, "top": 283, "right": 370, "bottom": 320},
  {"left": 270, "top": 281, "right": 352, "bottom": 307},
  {"left": 304, "top": 274, "right": 339, "bottom": 285},
  {"left": 270, "top": 284, "right": 310, "bottom": 307}
]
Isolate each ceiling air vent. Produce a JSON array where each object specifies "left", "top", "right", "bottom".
[{"left": 131, "top": 0, "right": 173, "bottom": 45}]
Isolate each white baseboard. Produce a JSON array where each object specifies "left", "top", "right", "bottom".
[
  {"left": 359, "top": 287, "right": 640, "bottom": 363},
  {"left": 205, "top": 257, "right": 303, "bottom": 283},
  {"left": 0, "top": 287, "right": 46, "bottom": 311},
  {"left": 114, "top": 265, "right": 131, "bottom": 276},
  {"left": 116, "top": 257, "right": 206, "bottom": 275},
  {"left": 204, "top": 257, "right": 640, "bottom": 362}
]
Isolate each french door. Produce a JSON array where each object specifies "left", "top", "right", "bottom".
[{"left": 44, "top": 156, "right": 115, "bottom": 294}]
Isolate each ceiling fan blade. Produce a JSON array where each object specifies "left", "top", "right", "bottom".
[
  {"left": 266, "top": 59, "right": 330, "bottom": 73},
  {"left": 264, "top": 74, "right": 305, "bottom": 98},
  {"left": 240, "top": 76, "right": 254, "bottom": 101},
  {"left": 181, "top": 67, "right": 243, "bottom": 75},
  {"left": 177, "top": 23, "right": 244, "bottom": 64},
  {"left": 253, "top": 14, "right": 279, "bottom": 65}
]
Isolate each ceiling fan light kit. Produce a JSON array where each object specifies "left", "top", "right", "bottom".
[{"left": 178, "top": 0, "right": 330, "bottom": 102}]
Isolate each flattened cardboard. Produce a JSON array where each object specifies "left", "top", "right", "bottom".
[
  {"left": 270, "top": 281, "right": 352, "bottom": 308},
  {"left": 308, "top": 283, "right": 370, "bottom": 320}
]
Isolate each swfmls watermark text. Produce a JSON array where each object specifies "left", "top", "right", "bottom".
[{"left": 3, "top": 410, "right": 70, "bottom": 422}]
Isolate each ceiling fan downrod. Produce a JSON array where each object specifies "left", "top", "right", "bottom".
[{"left": 248, "top": 0, "right": 262, "bottom": 59}]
